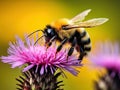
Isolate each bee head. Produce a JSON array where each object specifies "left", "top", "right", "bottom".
[{"left": 44, "top": 25, "right": 57, "bottom": 42}]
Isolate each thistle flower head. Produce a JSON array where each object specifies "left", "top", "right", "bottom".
[
  {"left": 1, "top": 35, "right": 81, "bottom": 76},
  {"left": 94, "top": 73, "right": 120, "bottom": 90},
  {"left": 89, "top": 41, "right": 120, "bottom": 73},
  {"left": 89, "top": 42, "right": 120, "bottom": 90}
]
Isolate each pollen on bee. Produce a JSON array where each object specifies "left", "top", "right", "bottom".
[{"left": 50, "top": 18, "right": 72, "bottom": 30}]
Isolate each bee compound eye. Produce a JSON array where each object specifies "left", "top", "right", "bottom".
[
  {"left": 47, "top": 28, "right": 52, "bottom": 34},
  {"left": 50, "top": 30, "right": 55, "bottom": 36},
  {"left": 45, "top": 28, "right": 55, "bottom": 37}
]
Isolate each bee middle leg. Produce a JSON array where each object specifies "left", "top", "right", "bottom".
[
  {"left": 67, "top": 37, "right": 76, "bottom": 59},
  {"left": 56, "top": 38, "right": 68, "bottom": 53}
]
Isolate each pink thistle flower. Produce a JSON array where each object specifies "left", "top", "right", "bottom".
[
  {"left": 90, "top": 42, "right": 120, "bottom": 90},
  {"left": 88, "top": 41, "right": 120, "bottom": 73},
  {"left": 1, "top": 36, "right": 81, "bottom": 76}
]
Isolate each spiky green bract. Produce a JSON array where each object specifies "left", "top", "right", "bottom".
[
  {"left": 16, "top": 69, "right": 63, "bottom": 90},
  {"left": 94, "top": 70, "right": 120, "bottom": 90}
]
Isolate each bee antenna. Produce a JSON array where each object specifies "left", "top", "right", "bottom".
[
  {"left": 34, "top": 34, "right": 46, "bottom": 45},
  {"left": 27, "top": 30, "right": 44, "bottom": 38}
]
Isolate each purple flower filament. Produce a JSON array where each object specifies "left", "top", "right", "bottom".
[{"left": 1, "top": 35, "right": 81, "bottom": 76}]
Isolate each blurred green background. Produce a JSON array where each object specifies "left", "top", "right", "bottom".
[{"left": 0, "top": 0, "right": 120, "bottom": 90}]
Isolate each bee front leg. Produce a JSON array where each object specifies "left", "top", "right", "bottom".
[{"left": 46, "top": 35, "right": 57, "bottom": 47}]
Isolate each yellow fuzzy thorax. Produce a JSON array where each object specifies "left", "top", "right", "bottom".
[{"left": 50, "top": 18, "right": 72, "bottom": 31}]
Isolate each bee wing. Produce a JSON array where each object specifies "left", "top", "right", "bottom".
[
  {"left": 71, "top": 9, "right": 91, "bottom": 22},
  {"left": 77, "top": 18, "right": 109, "bottom": 27},
  {"left": 63, "top": 18, "right": 109, "bottom": 30}
]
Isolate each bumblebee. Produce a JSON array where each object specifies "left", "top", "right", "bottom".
[{"left": 29, "top": 9, "right": 108, "bottom": 60}]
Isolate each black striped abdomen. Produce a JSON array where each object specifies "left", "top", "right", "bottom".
[{"left": 76, "top": 28, "right": 91, "bottom": 56}]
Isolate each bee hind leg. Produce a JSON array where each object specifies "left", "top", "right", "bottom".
[{"left": 79, "top": 47, "right": 86, "bottom": 61}]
